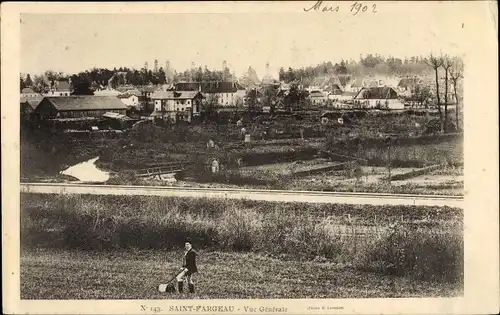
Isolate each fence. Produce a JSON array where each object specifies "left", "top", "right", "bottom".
[
  {"left": 134, "top": 162, "right": 187, "bottom": 178},
  {"left": 389, "top": 164, "right": 445, "bottom": 181},
  {"left": 292, "top": 162, "right": 349, "bottom": 177},
  {"left": 320, "top": 150, "right": 368, "bottom": 165}
]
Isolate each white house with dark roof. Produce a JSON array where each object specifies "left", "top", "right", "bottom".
[
  {"left": 151, "top": 90, "right": 205, "bottom": 122},
  {"left": 353, "top": 87, "right": 404, "bottom": 110},
  {"left": 43, "top": 80, "right": 72, "bottom": 97},
  {"left": 174, "top": 81, "right": 246, "bottom": 107}
]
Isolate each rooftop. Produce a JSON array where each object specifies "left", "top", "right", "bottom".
[
  {"left": 94, "top": 89, "right": 121, "bottom": 96},
  {"left": 354, "top": 87, "right": 399, "bottom": 100},
  {"left": 175, "top": 81, "right": 245, "bottom": 93},
  {"left": 102, "top": 112, "right": 132, "bottom": 120},
  {"left": 151, "top": 91, "right": 205, "bottom": 100},
  {"left": 55, "top": 81, "right": 71, "bottom": 91},
  {"left": 21, "top": 98, "right": 44, "bottom": 110},
  {"left": 21, "top": 88, "right": 36, "bottom": 94},
  {"left": 39, "top": 96, "right": 128, "bottom": 111}
]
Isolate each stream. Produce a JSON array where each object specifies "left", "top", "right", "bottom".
[{"left": 60, "top": 157, "right": 110, "bottom": 182}]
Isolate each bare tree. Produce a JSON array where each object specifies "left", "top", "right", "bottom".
[
  {"left": 441, "top": 55, "right": 454, "bottom": 132},
  {"left": 449, "top": 57, "right": 464, "bottom": 131},
  {"left": 426, "top": 53, "right": 444, "bottom": 132}
]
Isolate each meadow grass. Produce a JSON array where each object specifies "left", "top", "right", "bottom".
[
  {"left": 20, "top": 248, "right": 463, "bottom": 299},
  {"left": 21, "top": 193, "right": 463, "bottom": 286}
]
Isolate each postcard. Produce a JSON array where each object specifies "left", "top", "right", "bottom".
[{"left": 2, "top": 1, "right": 498, "bottom": 314}]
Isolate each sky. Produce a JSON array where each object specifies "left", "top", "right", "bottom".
[{"left": 20, "top": 2, "right": 468, "bottom": 79}]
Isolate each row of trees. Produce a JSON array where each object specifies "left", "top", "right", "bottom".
[
  {"left": 20, "top": 65, "right": 239, "bottom": 94},
  {"left": 21, "top": 54, "right": 438, "bottom": 93},
  {"left": 278, "top": 55, "right": 433, "bottom": 84},
  {"left": 426, "top": 54, "right": 464, "bottom": 132}
]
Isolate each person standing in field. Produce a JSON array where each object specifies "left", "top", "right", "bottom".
[{"left": 176, "top": 239, "right": 198, "bottom": 294}]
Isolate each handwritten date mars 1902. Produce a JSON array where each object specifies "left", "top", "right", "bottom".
[{"left": 304, "top": 1, "right": 378, "bottom": 15}]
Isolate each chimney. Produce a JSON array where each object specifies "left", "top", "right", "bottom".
[{"left": 222, "top": 60, "right": 228, "bottom": 81}]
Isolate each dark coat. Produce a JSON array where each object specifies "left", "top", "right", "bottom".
[{"left": 183, "top": 249, "right": 198, "bottom": 273}]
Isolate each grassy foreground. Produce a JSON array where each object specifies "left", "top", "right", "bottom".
[
  {"left": 21, "top": 248, "right": 462, "bottom": 299},
  {"left": 21, "top": 193, "right": 463, "bottom": 299}
]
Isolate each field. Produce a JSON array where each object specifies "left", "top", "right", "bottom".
[
  {"left": 21, "top": 193, "right": 464, "bottom": 299},
  {"left": 21, "top": 248, "right": 462, "bottom": 299}
]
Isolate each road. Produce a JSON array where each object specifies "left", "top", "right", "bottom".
[{"left": 20, "top": 183, "right": 464, "bottom": 208}]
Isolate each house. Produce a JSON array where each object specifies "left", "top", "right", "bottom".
[
  {"left": 174, "top": 81, "right": 246, "bottom": 107},
  {"left": 140, "top": 86, "right": 159, "bottom": 99},
  {"left": 21, "top": 97, "right": 43, "bottom": 111},
  {"left": 151, "top": 90, "right": 205, "bottom": 122},
  {"left": 118, "top": 89, "right": 145, "bottom": 109},
  {"left": 21, "top": 87, "right": 41, "bottom": 98},
  {"left": 20, "top": 99, "right": 41, "bottom": 118},
  {"left": 397, "top": 77, "right": 423, "bottom": 97},
  {"left": 44, "top": 80, "right": 71, "bottom": 97},
  {"left": 347, "top": 78, "right": 364, "bottom": 93},
  {"left": 34, "top": 96, "right": 128, "bottom": 119},
  {"left": 21, "top": 90, "right": 42, "bottom": 120},
  {"left": 353, "top": 87, "right": 404, "bottom": 110},
  {"left": 332, "top": 91, "right": 357, "bottom": 103},
  {"left": 118, "top": 93, "right": 141, "bottom": 109},
  {"left": 309, "top": 90, "right": 328, "bottom": 106}
]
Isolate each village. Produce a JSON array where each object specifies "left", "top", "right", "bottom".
[{"left": 20, "top": 57, "right": 464, "bottom": 195}]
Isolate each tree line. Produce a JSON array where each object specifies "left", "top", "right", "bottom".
[
  {"left": 20, "top": 66, "right": 237, "bottom": 95},
  {"left": 278, "top": 54, "right": 432, "bottom": 83}
]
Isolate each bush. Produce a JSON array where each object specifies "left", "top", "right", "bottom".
[
  {"left": 217, "top": 204, "right": 262, "bottom": 251},
  {"left": 357, "top": 224, "right": 463, "bottom": 283}
]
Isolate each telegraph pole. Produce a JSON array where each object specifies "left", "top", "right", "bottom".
[{"left": 386, "top": 136, "right": 392, "bottom": 184}]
